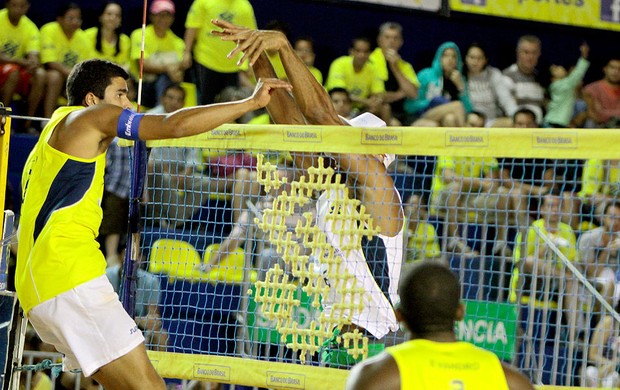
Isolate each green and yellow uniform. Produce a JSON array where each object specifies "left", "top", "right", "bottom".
[
  {"left": 185, "top": 0, "right": 256, "bottom": 73},
  {"left": 16, "top": 106, "right": 107, "bottom": 314},
  {"left": 84, "top": 27, "right": 130, "bottom": 69},
  {"left": 40, "top": 22, "right": 93, "bottom": 67},
  {"left": 0, "top": 8, "right": 40, "bottom": 59},
  {"left": 387, "top": 339, "right": 509, "bottom": 389}
]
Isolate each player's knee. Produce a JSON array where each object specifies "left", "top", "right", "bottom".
[{"left": 46, "top": 70, "right": 63, "bottom": 86}]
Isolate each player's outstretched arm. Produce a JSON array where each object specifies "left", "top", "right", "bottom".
[
  {"left": 250, "top": 51, "right": 318, "bottom": 171},
  {"left": 56, "top": 78, "right": 291, "bottom": 158},
  {"left": 136, "top": 77, "right": 291, "bottom": 140}
]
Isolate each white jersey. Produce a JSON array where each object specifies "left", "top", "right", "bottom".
[
  {"left": 315, "top": 188, "right": 403, "bottom": 339},
  {"left": 313, "top": 112, "right": 402, "bottom": 338}
]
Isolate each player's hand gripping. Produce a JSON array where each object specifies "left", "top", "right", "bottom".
[
  {"left": 250, "top": 77, "right": 293, "bottom": 109},
  {"left": 212, "top": 19, "right": 289, "bottom": 66}
]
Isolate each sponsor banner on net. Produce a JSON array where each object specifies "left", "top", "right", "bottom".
[
  {"left": 205, "top": 127, "right": 246, "bottom": 139},
  {"left": 360, "top": 128, "right": 403, "bottom": 145},
  {"left": 266, "top": 371, "right": 306, "bottom": 389},
  {"left": 532, "top": 132, "right": 578, "bottom": 149},
  {"left": 445, "top": 130, "right": 489, "bottom": 147},
  {"left": 342, "top": 0, "right": 442, "bottom": 11},
  {"left": 194, "top": 364, "right": 231, "bottom": 381},
  {"left": 282, "top": 127, "right": 323, "bottom": 143},
  {"left": 450, "top": 0, "right": 620, "bottom": 31}
]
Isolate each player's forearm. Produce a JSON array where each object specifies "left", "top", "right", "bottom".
[
  {"left": 278, "top": 43, "right": 340, "bottom": 125},
  {"left": 389, "top": 65, "right": 418, "bottom": 98},
  {"left": 335, "top": 154, "right": 403, "bottom": 235},
  {"left": 252, "top": 53, "right": 304, "bottom": 125},
  {"left": 141, "top": 98, "right": 260, "bottom": 139}
]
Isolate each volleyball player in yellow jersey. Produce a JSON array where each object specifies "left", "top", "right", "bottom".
[
  {"left": 16, "top": 58, "right": 291, "bottom": 390},
  {"left": 346, "top": 262, "right": 534, "bottom": 390}
]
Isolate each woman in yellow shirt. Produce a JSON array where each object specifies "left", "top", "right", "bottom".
[{"left": 84, "top": 2, "right": 130, "bottom": 70}]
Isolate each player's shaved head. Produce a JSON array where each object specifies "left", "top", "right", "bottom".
[{"left": 397, "top": 262, "right": 460, "bottom": 334}]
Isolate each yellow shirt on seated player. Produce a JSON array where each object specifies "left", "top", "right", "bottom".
[
  {"left": 40, "top": 21, "right": 93, "bottom": 68},
  {"left": 84, "top": 27, "right": 130, "bottom": 69},
  {"left": 509, "top": 218, "right": 577, "bottom": 305}
]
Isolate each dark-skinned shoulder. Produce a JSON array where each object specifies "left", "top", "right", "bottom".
[
  {"left": 345, "top": 352, "right": 400, "bottom": 390},
  {"left": 502, "top": 362, "right": 535, "bottom": 390}
]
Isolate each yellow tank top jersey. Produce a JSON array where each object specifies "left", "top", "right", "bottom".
[
  {"left": 387, "top": 339, "right": 509, "bottom": 390},
  {"left": 16, "top": 106, "right": 107, "bottom": 314}
]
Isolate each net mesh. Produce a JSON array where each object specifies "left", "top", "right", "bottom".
[{"left": 123, "top": 125, "right": 620, "bottom": 388}]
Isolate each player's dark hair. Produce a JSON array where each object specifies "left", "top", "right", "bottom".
[
  {"left": 66, "top": 59, "right": 128, "bottom": 106},
  {"left": 398, "top": 262, "right": 460, "bottom": 335},
  {"left": 56, "top": 2, "right": 80, "bottom": 18},
  {"left": 512, "top": 107, "right": 537, "bottom": 123},
  {"left": 162, "top": 83, "right": 186, "bottom": 99}
]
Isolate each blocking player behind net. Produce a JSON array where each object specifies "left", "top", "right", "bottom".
[
  {"left": 15, "top": 58, "right": 291, "bottom": 389},
  {"left": 346, "top": 262, "right": 534, "bottom": 390},
  {"left": 214, "top": 20, "right": 405, "bottom": 365}
]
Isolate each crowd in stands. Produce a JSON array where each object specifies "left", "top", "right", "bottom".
[{"left": 2, "top": 0, "right": 620, "bottom": 387}]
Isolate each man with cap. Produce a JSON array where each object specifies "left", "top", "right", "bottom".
[{"left": 129, "top": 0, "right": 184, "bottom": 108}]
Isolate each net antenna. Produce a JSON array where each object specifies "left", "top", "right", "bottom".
[{"left": 120, "top": 0, "right": 149, "bottom": 317}]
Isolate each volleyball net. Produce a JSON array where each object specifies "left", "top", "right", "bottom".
[{"left": 119, "top": 123, "right": 618, "bottom": 388}]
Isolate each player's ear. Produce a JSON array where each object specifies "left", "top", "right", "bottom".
[
  {"left": 394, "top": 307, "right": 409, "bottom": 332},
  {"left": 84, "top": 92, "right": 100, "bottom": 107},
  {"left": 455, "top": 302, "right": 465, "bottom": 321}
]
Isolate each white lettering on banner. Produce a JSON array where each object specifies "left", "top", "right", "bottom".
[
  {"left": 456, "top": 319, "right": 508, "bottom": 345},
  {"left": 342, "top": 0, "right": 442, "bottom": 11},
  {"left": 125, "top": 113, "right": 136, "bottom": 137}
]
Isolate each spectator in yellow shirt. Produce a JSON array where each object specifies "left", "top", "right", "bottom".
[
  {"left": 0, "top": 0, "right": 45, "bottom": 132},
  {"left": 182, "top": 0, "right": 256, "bottom": 104},
  {"left": 41, "top": 3, "right": 93, "bottom": 118},
  {"left": 84, "top": 2, "right": 131, "bottom": 70},
  {"left": 129, "top": 0, "right": 185, "bottom": 108}
]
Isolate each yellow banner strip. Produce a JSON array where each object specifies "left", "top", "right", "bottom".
[
  {"left": 147, "top": 351, "right": 348, "bottom": 389},
  {"left": 145, "top": 125, "right": 620, "bottom": 160}
]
